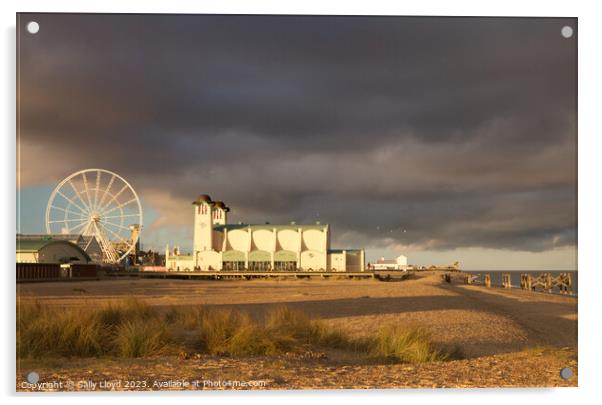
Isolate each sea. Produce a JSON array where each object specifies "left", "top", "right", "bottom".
[{"left": 463, "top": 270, "right": 578, "bottom": 295}]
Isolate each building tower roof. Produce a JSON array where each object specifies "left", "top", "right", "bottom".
[
  {"left": 192, "top": 194, "right": 213, "bottom": 205},
  {"left": 213, "top": 200, "right": 230, "bottom": 212}
]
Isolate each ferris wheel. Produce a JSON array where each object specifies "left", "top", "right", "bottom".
[{"left": 45, "top": 168, "right": 143, "bottom": 264}]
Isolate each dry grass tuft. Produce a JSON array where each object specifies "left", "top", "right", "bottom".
[
  {"left": 369, "top": 325, "right": 457, "bottom": 363},
  {"left": 17, "top": 300, "right": 462, "bottom": 363},
  {"left": 17, "top": 302, "right": 109, "bottom": 358},
  {"left": 113, "top": 319, "right": 169, "bottom": 357}
]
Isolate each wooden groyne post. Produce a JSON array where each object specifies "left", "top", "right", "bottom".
[
  {"left": 520, "top": 273, "right": 533, "bottom": 291},
  {"left": 519, "top": 272, "right": 573, "bottom": 295},
  {"left": 461, "top": 271, "right": 573, "bottom": 295},
  {"left": 463, "top": 273, "right": 489, "bottom": 286},
  {"left": 557, "top": 272, "right": 573, "bottom": 295},
  {"left": 546, "top": 273, "right": 553, "bottom": 293}
]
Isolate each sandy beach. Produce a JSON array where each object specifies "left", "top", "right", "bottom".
[{"left": 17, "top": 271, "right": 577, "bottom": 389}]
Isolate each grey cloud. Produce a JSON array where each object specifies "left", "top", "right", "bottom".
[{"left": 18, "top": 13, "right": 577, "bottom": 253}]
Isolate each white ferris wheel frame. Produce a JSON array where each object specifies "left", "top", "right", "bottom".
[{"left": 45, "top": 168, "right": 143, "bottom": 264}]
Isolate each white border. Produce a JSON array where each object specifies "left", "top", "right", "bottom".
[{"left": 3, "top": 1, "right": 601, "bottom": 404}]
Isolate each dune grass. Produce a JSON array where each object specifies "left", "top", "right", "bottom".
[
  {"left": 17, "top": 301, "right": 110, "bottom": 358},
  {"left": 369, "top": 325, "right": 460, "bottom": 363},
  {"left": 112, "top": 319, "right": 169, "bottom": 357},
  {"left": 17, "top": 300, "right": 459, "bottom": 363}
]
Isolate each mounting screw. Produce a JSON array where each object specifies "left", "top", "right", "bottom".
[
  {"left": 561, "top": 26, "right": 573, "bottom": 39},
  {"left": 26, "top": 371, "right": 39, "bottom": 384},
  {"left": 560, "top": 367, "right": 573, "bottom": 380}
]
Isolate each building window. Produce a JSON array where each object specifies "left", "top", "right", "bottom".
[
  {"left": 222, "top": 261, "right": 245, "bottom": 271},
  {"left": 249, "top": 261, "right": 271, "bottom": 271},
  {"left": 274, "top": 261, "right": 297, "bottom": 271}
]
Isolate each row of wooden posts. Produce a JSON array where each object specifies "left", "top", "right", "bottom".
[
  {"left": 463, "top": 272, "right": 573, "bottom": 295},
  {"left": 520, "top": 273, "right": 573, "bottom": 295}
]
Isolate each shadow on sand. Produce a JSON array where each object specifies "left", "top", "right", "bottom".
[{"left": 172, "top": 282, "right": 577, "bottom": 357}]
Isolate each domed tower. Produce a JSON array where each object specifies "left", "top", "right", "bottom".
[
  {"left": 192, "top": 194, "right": 214, "bottom": 256},
  {"left": 212, "top": 201, "right": 230, "bottom": 226}
]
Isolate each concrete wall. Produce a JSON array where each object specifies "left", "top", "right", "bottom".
[
  {"left": 328, "top": 252, "right": 346, "bottom": 272},
  {"left": 345, "top": 251, "right": 364, "bottom": 272},
  {"left": 300, "top": 250, "right": 327, "bottom": 270},
  {"left": 166, "top": 256, "right": 194, "bottom": 271}
]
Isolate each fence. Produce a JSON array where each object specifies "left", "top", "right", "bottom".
[
  {"left": 70, "top": 264, "right": 99, "bottom": 278},
  {"left": 16, "top": 263, "right": 98, "bottom": 282},
  {"left": 16, "top": 263, "right": 61, "bottom": 281}
]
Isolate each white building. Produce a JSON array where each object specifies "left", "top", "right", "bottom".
[
  {"left": 166, "top": 194, "right": 365, "bottom": 272},
  {"left": 371, "top": 254, "right": 408, "bottom": 271}
]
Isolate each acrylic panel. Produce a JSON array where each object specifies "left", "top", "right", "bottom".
[{"left": 16, "top": 13, "right": 577, "bottom": 391}]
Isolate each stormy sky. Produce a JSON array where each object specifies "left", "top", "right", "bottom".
[{"left": 17, "top": 14, "right": 577, "bottom": 269}]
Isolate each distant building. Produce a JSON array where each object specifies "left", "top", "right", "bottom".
[
  {"left": 17, "top": 233, "right": 103, "bottom": 263},
  {"left": 16, "top": 235, "right": 91, "bottom": 264},
  {"left": 371, "top": 254, "right": 408, "bottom": 271},
  {"left": 166, "top": 194, "right": 365, "bottom": 272},
  {"left": 428, "top": 261, "right": 460, "bottom": 271}
]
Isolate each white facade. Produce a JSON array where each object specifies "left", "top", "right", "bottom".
[
  {"left": 372, "top": 254, "right": 409, "bottom": 270},
  {"left": 166, "top": 194, "right": 365, "bottom": 272}
]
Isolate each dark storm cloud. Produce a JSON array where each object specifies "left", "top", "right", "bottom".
[{"left": 17, "top": 14, "right": 577, "bottom": 252}]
